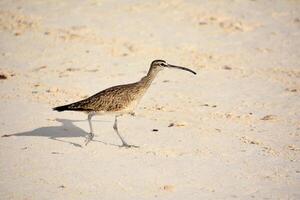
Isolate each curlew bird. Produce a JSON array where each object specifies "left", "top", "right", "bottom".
[{"left": 53, "top": 60, "right": 196, "bottom": 147}]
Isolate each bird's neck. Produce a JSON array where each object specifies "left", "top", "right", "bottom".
[{"left": 139, "top": 70, "right": 159, "bottom": 89}]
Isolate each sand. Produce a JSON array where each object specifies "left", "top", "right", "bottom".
[{"left": 0, "top": 0, "right": 299, "bottom": 199}]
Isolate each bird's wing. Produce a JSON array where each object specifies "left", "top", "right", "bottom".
[{"left": 66, "top": 83, "right": 137, "bottom": 112}]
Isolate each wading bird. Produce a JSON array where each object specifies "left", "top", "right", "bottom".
[{"left": 53, "top": 60, "right": 196, "bottom": 147}]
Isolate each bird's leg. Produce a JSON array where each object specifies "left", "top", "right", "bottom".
[
  {"left": 113, "top": 115, "right": 139, "bottom": 148},
  {"left": 113, "top": 115, "right": 127, "bottom": 146},
  {"left": 85, "top": 112, "right": 95, "bottom": 145}
]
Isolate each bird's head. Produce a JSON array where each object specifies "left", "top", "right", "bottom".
[{"left": 148, "top": 59, "right": 197, "bottom": 75}]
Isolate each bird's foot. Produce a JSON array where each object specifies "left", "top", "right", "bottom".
[
  {"left": 129, "top": 112, "right": 135, "bottom": 116},
  {"left": 85, "top": 132, "right": 94, "bottom": 146},
  {"left": 120, "top": 143, "right": 139, "bottom": 148}
]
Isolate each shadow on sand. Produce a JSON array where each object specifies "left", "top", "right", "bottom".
[{"left": 2, "top": 118, "right": 120, "bottom": 148}]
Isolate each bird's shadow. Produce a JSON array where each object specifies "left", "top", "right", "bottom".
[{"left": 2, "top": 118, "right": 120, "bottom": 148}]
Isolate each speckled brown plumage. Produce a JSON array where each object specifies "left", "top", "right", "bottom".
[
  {"left": 53, "top": 68, "right": 156, "bottom": 114},
  {"left": 53, "top": 60, "right": 196, "bottom": 147},
  {"left": 59, "top": 79, "right": 150, "bottom": 112}
]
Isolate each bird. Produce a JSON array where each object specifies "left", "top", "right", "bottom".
[{"left": 53, "top": 60, "right": 196, "bottom": 147}]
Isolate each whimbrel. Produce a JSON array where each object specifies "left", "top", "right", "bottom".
[{"left": 53, "top": 60, "right": 196, "bottom": 147}]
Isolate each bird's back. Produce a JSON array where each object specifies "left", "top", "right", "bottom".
[{"left": 53, "top": 80, "right": 148, "bottom": 113}]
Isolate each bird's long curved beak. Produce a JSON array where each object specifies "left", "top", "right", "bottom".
[{"left": 166, "top": 64, "right": 197, "bottom": 75}]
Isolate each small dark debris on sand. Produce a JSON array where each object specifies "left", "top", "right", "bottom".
[
  {"left": 161, "top": 185, "right": 175, "bottom": 191},
  {"left": 66, "top": 68, "right": 80, "bottom": 72},
  {"left": 58, "top": 185, "right": 65, "bottom": 189},
  {"left": 201, "top": 104, "right": 217, "bottom": 108},
  {"left": 260, "top": 115, "right": 276, "bottom": 121},
  {"left": 215, "top": 128, "right": 221, "bottom": 132},
  {"left": 0, "top": 74, "right": 7, "bottom": 79},
  {"left": 223, "top": 65, "right": 232, "bottom": 70},
  {"left": 168, "top": 123, "right": 174, "bottom": 127},
  {"left": 2, "top": 134, "right": 11, "bottom": 137},
  {"left": 286, "top": 88, "right": 297, "bottom": 92}
]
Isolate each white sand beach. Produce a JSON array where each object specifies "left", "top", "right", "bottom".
[{"left": 0, "top": 0, "right": 299, "bottom": 199}]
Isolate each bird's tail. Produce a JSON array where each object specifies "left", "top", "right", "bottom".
[
  {"left": 52, "top": 105, "right": 70, "bottom": 112},
  {"left": 53, "top": 103, "right": 91, "bottom": 112}
]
